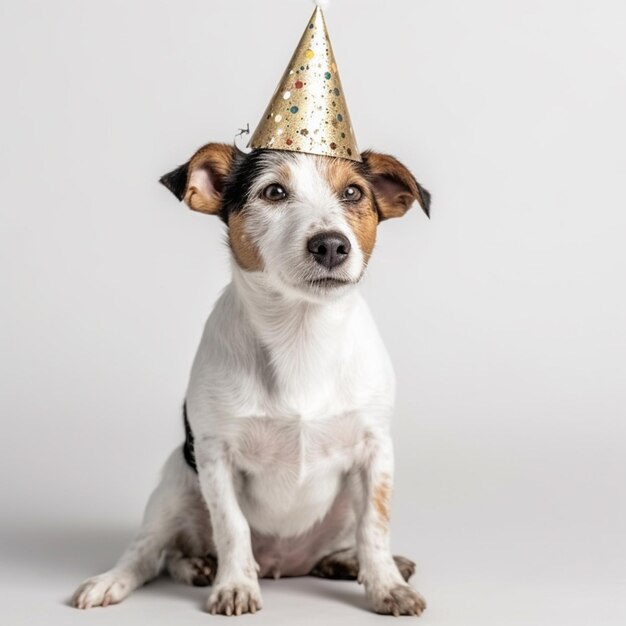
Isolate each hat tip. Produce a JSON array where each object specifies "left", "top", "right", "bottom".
[{"left": 313, "top": 0, "right": 331, "bottom": 9}]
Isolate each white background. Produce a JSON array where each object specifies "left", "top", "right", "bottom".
[{"left": 1, "top": 1, "right": 625, "bottom": 624}]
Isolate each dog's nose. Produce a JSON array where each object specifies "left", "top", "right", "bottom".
[{"left": 307, "top": 231, "right": 351, "bottom": 269}]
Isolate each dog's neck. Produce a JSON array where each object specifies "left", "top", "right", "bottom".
[{"left": 230, "top": 263, "right": 360, "bottom": 409}]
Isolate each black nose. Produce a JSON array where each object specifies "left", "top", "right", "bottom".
[{"left": 307, "top": 231, "right": 351, "bottom": 269}]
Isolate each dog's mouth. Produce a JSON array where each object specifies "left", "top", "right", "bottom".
[
  {"left": 306, "top": 277, "right": 354, "bottom": 289},
  {"left": 277, "top": 268, "right": 363, "bottom": 297}
]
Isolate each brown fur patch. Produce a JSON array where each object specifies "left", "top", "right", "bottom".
[
  {"left": 373, "top": 475, "right": 392, "bottom": 528},
  {"left": 184, "top": 143, "right": 236, "bottom": 215},
  {"left": 323, "top": 158, "right": 365, "bottom": 194},
  {"left": 228, "top": 211, "right": 263, "bottom": 272},
  {"left": 345, "top": 206, "right": 378, "bottom": 262},
  {"left": 322, "top": 158, "right": 379, "bottom": 260}
]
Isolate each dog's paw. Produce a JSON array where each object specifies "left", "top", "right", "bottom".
[
  {"left": 368, "top": 583, "right": 426, "bottom": 617},
  {"left": 207, "top": 578, "right": 263, "bottom": 616},
  {"left": 168, "top": 554, "right": 217, "bottom": 587},
  {"left": 71, "top": 571, "right": 134, "bottom": 609}
]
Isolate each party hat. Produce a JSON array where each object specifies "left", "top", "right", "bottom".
[{"left": 249, "top": 1, "right": 361, "bottom": 161}]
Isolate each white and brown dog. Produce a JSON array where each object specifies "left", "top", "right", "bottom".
[{"left": 71, "top": 143, "right": 430, "bottom": 616}]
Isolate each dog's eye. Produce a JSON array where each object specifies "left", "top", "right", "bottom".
[
  {"left": 342, "top": 185, "right": 362, "bottom": 203},
  {"left": 263, "top": 183, "right": 288, "bottom": 202}
]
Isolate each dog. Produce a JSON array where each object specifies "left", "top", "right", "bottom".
[{"left": 71, "top": 143, "right": 431, "bottom": 616}]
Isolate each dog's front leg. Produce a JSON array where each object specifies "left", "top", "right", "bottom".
[
  {"left": 195, "top": 438, "right": 262, "bottom": 616},
  {"left": 351, "top": 432, "right": 426, "bottom": 616}
]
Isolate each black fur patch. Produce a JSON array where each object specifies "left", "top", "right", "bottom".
[
  {"left": 160, "top": 162, "right": 190, "bottom": 201},
  {"left": 182, "top": 402, "right": 197, "bottom": 473},
  {"left": 220, "top": 149, "right": 283, "bottom": 222},
  {"left": 416, "top": 183, "right": 431, "bottom": 218}
]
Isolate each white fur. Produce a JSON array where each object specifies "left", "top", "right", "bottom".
[{"left": 71, "top": 153, "right": 425, "bottom": 617}]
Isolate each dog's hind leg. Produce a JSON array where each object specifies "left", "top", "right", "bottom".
[
  {"left": 72, "top": 448, "right": 206, "bottom": 609},
  {"left": 310, "top": 548, "right": 360, "bottom": 580},
  {"left": 310, "top": 549, "right": 416, "bottom": 582}
]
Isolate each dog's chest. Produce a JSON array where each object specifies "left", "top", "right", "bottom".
[
  {"left": 228, "top": 412, "right": 369, "bottom": 536},
  {"left": 231, "top": 411, "right": 368, "bottom": 475}
]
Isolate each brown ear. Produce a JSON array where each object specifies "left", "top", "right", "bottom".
[
  {"left": 159, "top": 143, "right": 236, "bottom": 215},
  {"left": 362, "top": 150, "right": 431, "bottom": 220}
]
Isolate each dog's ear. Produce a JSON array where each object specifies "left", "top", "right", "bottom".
[
  {"left": 159, "top": 143, "right": 236, "bottom": 215},
  {"left": 159, "top": 162, "right": 189, "bottom": 201},
  {"left": 362, "top": 150, "right": 430, "bottom": 220}
]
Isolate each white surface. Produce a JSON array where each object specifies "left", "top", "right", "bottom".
[
  {"left": 1, "top": 521, "right": 625, "bottom": 625},
  {"left": 1, "top": 0, "right": 625, "bottom": 624}
]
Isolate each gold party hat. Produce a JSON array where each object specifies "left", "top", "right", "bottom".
[{"left": 249, "top": 2, "right": 361, "bottom": 161}]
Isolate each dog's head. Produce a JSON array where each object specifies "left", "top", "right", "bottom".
[{"left": 160, "top": 144, "right": 430, "bottom": 301}]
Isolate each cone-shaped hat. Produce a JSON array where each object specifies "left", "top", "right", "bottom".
[{"left": 249, "top": 4, "right": 361, "bottom": 161}]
